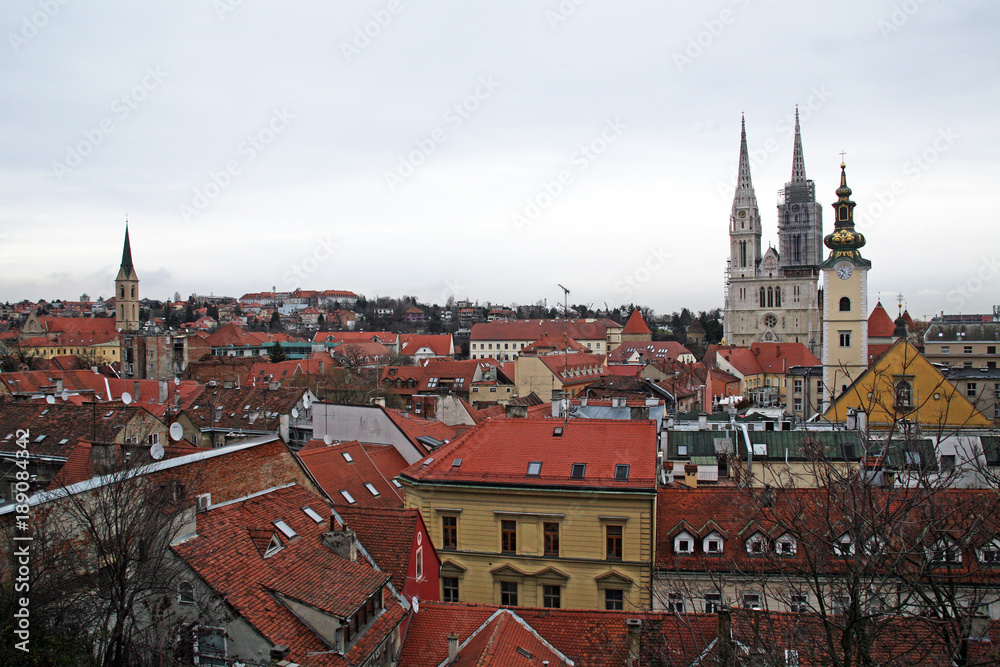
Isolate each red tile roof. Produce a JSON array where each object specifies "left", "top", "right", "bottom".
[
  {"left": 471, "top": 319, "right": 622, "bottom": 342},
  {"left": 621, "top": 309, "right": 652, "bottom": 335},
  {"left": 400, "top": 334, "right": 454, "bottom": 357},
  {"left": 297, "top": 440, "right": 408, "bottom": 508},
  {"left": 398, "top": 602, "right": 718, "bottom": 667},
  {"left": 384, "top": 409, "right": 472, "bottom": 448},
  {"left": 335, "top": 506, "right": 425, "bottom": 590},
  {"left": 34, "top": 317, "right": 117, "bottom": 336},
  {"left": 539, "top": 353, "right": 607, "bottom": 385},
  {"left": 313, "top": 331, "right": 399, "bottom": 346},
  {"left": 401, "top": 418, "right": 657, "bottom": 491},
  {"left": 714, "top": 343, "right": 819, "bottom": 376},
  {"left": 520, "top": 333, "right": 590, "bottom": 355},
  {"left": 171, "top": 484, "right": 402, "bottom": 666},
  {"left": 868, "top": 300, "right": 897, "bottom": 338},
  {"left": 451, "top": 609, "right": 571, "bottom": 666},
  {"left": 608, "top": 341, "right": 693, "bottom": 364}
]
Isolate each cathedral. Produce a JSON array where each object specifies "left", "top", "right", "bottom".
[{"left": 723, "top": 110, "right": 824, "bottom": 355}]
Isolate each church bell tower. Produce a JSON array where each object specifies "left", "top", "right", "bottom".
[{"left": 115, "top": 226, "right": 140, "bottom": 332}]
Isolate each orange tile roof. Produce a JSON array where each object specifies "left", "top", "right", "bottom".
[
  {"left": 607, "top": 341, "right": 693, "bottom": 364},
  {"left": 401, "top": 418, "right": 657, "bottom": 491},
  {"left": 621, "top": 309, "right": 652, "bottom": 335},
  {"left": 868, "top": 300, "right": 897, "bottom": 338},
  {"left": 400, "top": 334, "right": 454, "bottom": 357},
  {"left": 297, "top": 440, "right": 407, "bottom": 508},
  {"left": 715, "top": 343, "right": 819, "bottom": 375},
  {"left": 384, "top": 409, "right": 471, "bottom": 448}
]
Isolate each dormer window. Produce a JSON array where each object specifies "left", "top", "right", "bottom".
[
  {"left": 927, "top": 537, "right": 961, "bottom": 565},
  {"left": 703, "top": 532, "right": 724, "bottom": 554},
  {"left": 834, "top": 533, "right": 854, "bottom": 556},
  {"left": 775, "top": 534, "right": 797, "bottom": 556},
  {"left": 674, "top": 531, "right": 694, "bottom": 554},
  {"left": 746, "top": 532, "right": 768, "bottom": 555},
  {"left": 978, "top": 540, "right": 1000, "bottom": 565}
]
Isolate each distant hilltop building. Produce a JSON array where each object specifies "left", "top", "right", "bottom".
[{"left": 723, "top": 110, "right": 823, "bottom": 356}]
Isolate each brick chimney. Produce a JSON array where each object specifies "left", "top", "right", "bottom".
[{"left": 447, "top": 632, "right": 460, "bottom": 663}]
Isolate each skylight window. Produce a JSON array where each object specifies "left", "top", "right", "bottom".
[
  {"left": 301, "top": 506, "right": 324, "bottom": 523},
  {"left": 422, "top": 457, "right": 434, "bottom": 467},
  {"left": 34, "top": 435, "right": 46, "bottom": 443},
  {"left": 264, "top": 534, "right": 283, "bottom": 557},
  {"left": 340, "top": 490, "right": 357, "bottom": 504},
  {"left": 527, "top": 461, "right": 542, "bottom": 476},
  {"left": 342, "top": 452, "right": 354, "bottom": 463},
  {"left": 365, "top": 483, "right": 380, "bottom": 497},
  {"left": 553, "top": 426, "right": 564, "bottom": 437},
  {"left": 392, "top": 480, "right": 403, "bottom": 488},
  {"left": 571, "top": 463, "right": 586, "bottom": 479},
  {"left": 615, "top": 464, "right": 630, "bottom": 480},
  {"left": 273, "top": 520, "right": 297, "bottom": 539},
  {"left": 452, "top": 458, "right": 463, "bottom": 467}
]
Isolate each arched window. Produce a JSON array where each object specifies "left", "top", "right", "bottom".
[
  {"left": 760, "top": 287, "right": 766, "bottom": 307},
  {"left": 740, "top": 241, "right": 747, "bottom": 268},
  {"left": 767, "top": 287, "right": 774, "bottom": 308},
  {"left": 120, "top": 286, "right": 125, "bottom": 298},
  {"left": 775, "top": 287, "right": 781, "bottom": 307},
  {"left": 839, "top": 297, "right": 851, "bottom": 312}
]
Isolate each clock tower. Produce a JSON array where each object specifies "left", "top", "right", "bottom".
[
  {"left": 115, "top": 226, "right": 140, "bottom": 332},
  {"left": 820, "top": 162, "right": 871, "bottom": 406}
]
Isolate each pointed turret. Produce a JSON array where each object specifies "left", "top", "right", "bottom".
[
  {"left": 821, "top": 162, "right": 870, "bottom": 268},
  {"left": 790, "top": 106, "right": 807, "bottom": 183}
]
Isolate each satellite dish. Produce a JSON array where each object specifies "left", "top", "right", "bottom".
[
  {"left": 169, "top": 422, "right": 184, "bottom": 442},
  {"left": 45, "top": 395, "right": 56, "bottom": 404},
  {"left": 121, "top": 392, "right": 132, "bottom": 405},
  {"left": 150, "top": 443, "right": 165, "bottom": 460},
  {"left": 323, "top": 435, "right": 333, "bottom": 446},
  {"left": 291, "top": 407, "right": 299, "bottom": 419},
  {"left": 61, "top": 389, "right": 69, "bottom": 401},
  {"left": 174, "top": 377, "right": 180, "bottom": 386},
  {"left": 303, "top": 395, "right": 311, "bottom": 409},
  {"left": 412, "top": 596, "right": 420, "bottom": 613}
]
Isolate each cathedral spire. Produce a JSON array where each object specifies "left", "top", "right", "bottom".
[
  {"left": 791, "top": 105, "right": 806, "bottom": 182},
  {"left": 733, "top": 114, "right": 758, "bottom": 212}
]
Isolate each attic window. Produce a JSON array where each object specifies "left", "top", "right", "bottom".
[
  {"left": 34, "top": 435, "right": 46, "bottom": 443},
  {"left": 516, "top": 647, "right": 534, "bottom": 659},
  {"left": 365, "top": 483, "right": 380, "bottom": 497},
  {"left": 452, "top": 458, "right": 463, "bottom": 468},
  {"left": 342, "top": 452, "right": 354, "bottom": 463},
  {"left": 615, "top": 464, "right": 630, "bottom": 480},
  {"left": 526, "top": 461, "right": 542, "bottom": 476},
  {"left": 571, "top": 463, "right": 586, "bottom": 479},
  {"left": 422, "top": 457, "right": 434, "bottom": 467},
  {"left": 40, "top": 409, "right": 49, "bottom": 416},
  {"left": 264, "top": 534, "right": 283, "bottom": 558},
  {"left": 340, "top": 490, "right": 357, "bottom": 504},
  {"left": 301, "top": 506, "right": 324, "bottom": 523},
  {"left": 3, "top": 434, "right": 11, "bottom": 441},
  {"left": 553, "top": 426, "right": 564, "bottom": 437},
  {"left": 392, "top": 480, "right": 402, "bottom": 488},
  {"left": 274, "top": 520, "right": 297, "bottom": 539},
  {"left": 58, "top": 438, "right": 69, "bottom": 445}
]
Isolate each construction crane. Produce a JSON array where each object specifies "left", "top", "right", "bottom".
[{"left": 557, "top": 284, "right": 570, "bottom": 317}]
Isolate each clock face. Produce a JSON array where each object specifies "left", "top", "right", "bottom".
[
  {"left": 836, "top": 263, "right": 853, "bottom": 280},
  {"left": 738, "top": 210, "right": 747, "bottom": 218}
]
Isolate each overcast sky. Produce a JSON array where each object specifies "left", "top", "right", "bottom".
[{"left": 1, "top": 1, "right": 997, "bottom": 320}]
